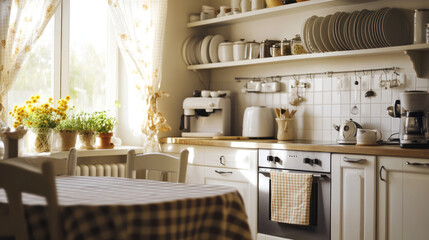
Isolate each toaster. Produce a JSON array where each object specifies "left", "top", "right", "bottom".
[{"left": 242, "top": 106, "right": 274, "bottom": 138}]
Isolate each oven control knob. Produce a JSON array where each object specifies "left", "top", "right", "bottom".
[
  {"left": 273, "top": 156, "right": 281, "bottom": 163},
  {"left": 267, "top": 156, "right": 274, "bottom": 162},
  {"left": 303, "top": 158, "right": 314, "bottom": 165},
  {"left": 314, "top": 159, "right": 321, "bottom": 166}
]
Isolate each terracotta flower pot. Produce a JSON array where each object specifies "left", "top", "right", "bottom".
[
  {"left": 78, "top": 131, "right": 96, "bottom": 150},
  {"left": 59, "top": 130, "right": 77, "bottom": 151},
  {"left": 98, "top": 132, "right": 114, "bottom": 149}
]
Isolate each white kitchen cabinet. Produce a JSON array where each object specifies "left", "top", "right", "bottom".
[
  {"left": 378, "top": 157, "right": 429, "bottom": 240},
  {"left": 161, "top": 144, "right": 258, "bottom": 239},
  {"left": 331, "top": 154, "right": 376, "bottom": 240}
]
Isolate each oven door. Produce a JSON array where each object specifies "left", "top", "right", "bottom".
[{"left": 258, "top": 168, "right": 330, "bottom": 240}]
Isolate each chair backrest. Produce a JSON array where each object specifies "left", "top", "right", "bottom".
[
  {"left": 0, "top": 161, "right": 61, "bottom": 240},
  {"left": 126, "top": 149, "right": 189, "bottom": 183},
  {"left": 3, "top": 148, "right": 77, "bottom": 176}
]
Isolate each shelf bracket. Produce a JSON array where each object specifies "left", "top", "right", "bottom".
[{"left": 405, "top": 49, "right": 429, "bottom": 79}]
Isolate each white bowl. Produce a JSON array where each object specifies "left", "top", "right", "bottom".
[{"left": 210, "top": 91, "right": 219, "bottom": 97}]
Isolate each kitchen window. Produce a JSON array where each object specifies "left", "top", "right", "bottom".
[{"left": 7, "top": 0, "right": 118, "bottom": 125}]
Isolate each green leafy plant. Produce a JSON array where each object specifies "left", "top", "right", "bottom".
[
  {"left": 93, "top": 111, "right": 117, "bottom": 134},
  {"left": 74, "top": 112, "right": 98, "bottom": 132}
]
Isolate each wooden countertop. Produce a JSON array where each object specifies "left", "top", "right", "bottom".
[{"left": 160, "top": 137, "right": 429, "bottom": 159}]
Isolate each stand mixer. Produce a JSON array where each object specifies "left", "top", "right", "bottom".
[{"left": 389, "top": 91, "right": 429, "bottom": 148}]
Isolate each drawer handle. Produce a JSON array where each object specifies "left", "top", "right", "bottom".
[
  {"left": 215, "top": 170, "right": 233, "bottom": 175},
  {"left": 343, "top": 157, "right": 366, "bottom": 163},
  {"left": 219, "top": 156, "right": 225, "bottom": 166},
  {"left": 405, "top": 161, "right": 429, "bottom": 167}
]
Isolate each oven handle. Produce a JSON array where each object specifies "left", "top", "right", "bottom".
[{"left": 258, "top": 171, "right": 329, "bottom": 179}]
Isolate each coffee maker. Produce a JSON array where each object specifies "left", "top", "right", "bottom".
[
  {"left": 180, "top": 97, "right": 231, "bottom": 137},
  {"left": 396, "top": 91, "right": 429, "bottom": 148}
]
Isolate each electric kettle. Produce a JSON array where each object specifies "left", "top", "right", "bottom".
[{"left": 333, "top": 119, "right": 362, "bottom": 145}]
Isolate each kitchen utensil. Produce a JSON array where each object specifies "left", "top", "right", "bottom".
[
  {"left": 201, "top": 35, "right": 213, "bottom": 64},
  {"left": 260, "top": 40, "right": 280, "bottom": 58},
  {"left": 270, "top": 44, "right": 281, "bottom": 57},
  {"left": 189, "top": 13, "right": 200, "bottom": 22},
  {"left": 208, "top": 34, "right": 225, "bottom": 63},
  {"left": 398, "top": 91, "right": 429, "bottom": 148},
  {"left": 414, "top": 9, "right": 429, "bottom": 44},
  {"left": 233, "top": 39, "right": 247, "bottom": 61},
  {"left": 201, "top": 90, "right": 210, "bottom": 98},
  {"left": 261, "top": 82, "right": 280, "bottom": 92},
  {"left": 193, "top": 90, "right": 201, "bottom": 97},
  {"left": 276, "top": 118, "right": 294, "bottom": 141},
  {"left": 351, "top": 79, "right": 359, "bottom": 115},
  {"left": 365, "top": 72, "right": 376, "bottom": 97},
  {"left": 386, "top": 105, "right": 395, "bottom": 117},
  {"left": 280, "top": 38, "right": 291, "bottom": 56},
  {"left": 266, "top": 0, "right": 283, "bottom": 8},
  {"left": 333, "top": 119, "right": 362, "bottom": 144},
  {"left": 231, "top": 0, "right": 241, "bottom": 11},
  {"left": 241, "top": 0, "right": 250, "bottom": 12},
  {"left": 212, "top": 136, "right": 250, "bottom": 140},
  {"left": 210, "top": 91, "right": 219, "bottom": 97},
  {"left": 245, "top": 40, "right": 260, "bottom": 59},
  {"left": 251, "top": 0, "right": 264, "bottom": 10},
  {"left": 218, "top": 41, "right": 234, "bottom": 62},
  {"left": 242, "top": 106, "right": 274, "bottom": 138},
  {"left": 356, "top": 129, "right": 382, "bottom": 145},
  {"left": 246, "top": 81, "right": 262, "bottom": 92}
]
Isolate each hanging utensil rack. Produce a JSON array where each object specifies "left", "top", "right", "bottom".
[{"left": 234, "top": 67, "right": 399, "bottom": 82}]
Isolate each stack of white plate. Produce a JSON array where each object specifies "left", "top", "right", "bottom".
[
  {"left": 301, "top": 8, "right": 411, "bottom": 53},
  {"left": 182, "top": 34, "right": 225, "bottom": 66}
]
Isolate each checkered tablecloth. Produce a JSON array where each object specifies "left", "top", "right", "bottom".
[{"left": 0, "top": 176, "right": 252, "bottom": 240}]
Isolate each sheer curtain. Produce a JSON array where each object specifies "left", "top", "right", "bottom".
[
  {"left": 0, "top": 0, "right": 60, "bottom": 122},
  {"left": 108, "top": 0, "right": 170, "bottom": 152}
]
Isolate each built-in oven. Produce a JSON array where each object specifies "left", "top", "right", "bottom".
[{"left": 258, "top": 149, "right": 331, "bottom": 240}]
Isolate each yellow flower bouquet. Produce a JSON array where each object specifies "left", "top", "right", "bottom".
[{"left": 9, "top": 95, "right": 71, "bottom": 153}]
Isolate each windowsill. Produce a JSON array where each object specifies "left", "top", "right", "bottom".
[{"left": 23, "top": 145, "right": 144, "bottom": 158}]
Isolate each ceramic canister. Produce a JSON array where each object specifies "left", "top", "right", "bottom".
[
  {"left": 233, "top": 39, "right": 247, "bottom": 61},
  {"left": 218, "top": 42, "right": 234, "bottom": 62}
]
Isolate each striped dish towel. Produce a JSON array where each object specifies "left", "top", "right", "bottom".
[{"left": 270, "top": 171, "right": 313, "bottom": 225}]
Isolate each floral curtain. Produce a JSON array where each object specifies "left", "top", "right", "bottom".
[
  {"left": 0, "top": 0, "right": 61, "bottom": 122},
  {"left": 108, "top": 0, "right": 170, "bottom": 152}
]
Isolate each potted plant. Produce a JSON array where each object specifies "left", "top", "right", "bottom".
[
  {"left": 75, "top": 112, "right": 97, "bottom": 150},
  {"left": 93, "top": 111, "right": 117, "bottom": 149},
  {"left": 55, "top": 111, "right": 79, "bottom": 151},
  {"left": 9, "top": 95, "right": 70, "bottom": 153}
]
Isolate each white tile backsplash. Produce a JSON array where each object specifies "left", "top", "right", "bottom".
[{"left": 214, "top": 73, "right": 427, "bottom": 141}]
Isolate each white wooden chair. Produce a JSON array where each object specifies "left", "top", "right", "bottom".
[
  {"left": 126, "top": 149, "right": 189, "bottom": 183},
  {"left": 3, "top": 148, "right": 77, "bottom": 176},
  {"left": 0, "top": 160, "right": 61, "bottom": 240}
]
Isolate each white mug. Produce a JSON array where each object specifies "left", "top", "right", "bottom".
[{"left": 356, "top": 129, "right": 382, "bottom": 145}]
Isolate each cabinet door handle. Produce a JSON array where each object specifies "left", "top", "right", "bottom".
[
  {"left": 215, "top": 170, "right": 233, "bottom": 175},
  {"left": 219, "top": 156, "right": 225, "bottom": 166},
  {"left": 380, "top": 165, "right": 386, "bottom": 182},
  {"left": 343, "top": 157, "right": 366, "bottom": 163},
  {"left": 405, "top": 161, "right": 429, "bottom": 167}
]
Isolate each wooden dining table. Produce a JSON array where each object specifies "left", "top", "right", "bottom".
[{"left": 0, "top": 176, "right": 252, "bottom": 240}]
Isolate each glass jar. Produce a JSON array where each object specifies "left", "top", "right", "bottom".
[
  {"left": 260, "top": 39, "right": 280, "bottom": 58},
  {"left": 270, "top": 44, "right": 281, "bottom": 57},
  {"left": 280, "top": 38, "right": 291, "bottom": 56},
  {"left": 291, "top": 34, "right": 307, "bottom": 55}
]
